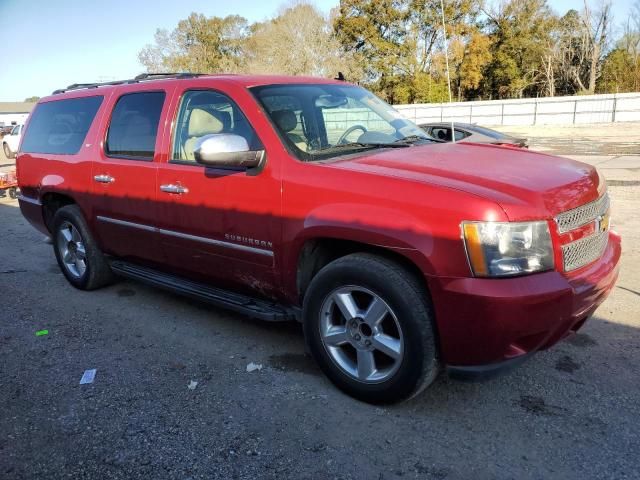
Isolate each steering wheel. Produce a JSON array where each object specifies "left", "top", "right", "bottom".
[{"left": 337, "top": 124, "right": 368, "bottom": 144}]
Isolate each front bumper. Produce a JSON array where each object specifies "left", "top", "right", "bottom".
[{"left": 428, "top": 231, "right": 621, "bottom": 371}]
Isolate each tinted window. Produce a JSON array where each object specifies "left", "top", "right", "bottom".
[
  {"left": 106, "top": 91, "right": 165, "bottom": 160},
  {"left": 21, "top": 96, "right": 103, "bottom": 155},
  {"left": 172, "top": 90, "right": 261, "bottom": 163}
]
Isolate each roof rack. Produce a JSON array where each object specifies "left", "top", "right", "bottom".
[{"left": 52, "top": 72, "right": 206, "bottom": 95}]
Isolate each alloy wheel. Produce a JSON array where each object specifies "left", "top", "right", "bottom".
[
  {"left": 319, "top": 286, "right": 404, "bottom": 383},
  {"left": 57, "top": 221, "right": 87, "bottom": 279}
]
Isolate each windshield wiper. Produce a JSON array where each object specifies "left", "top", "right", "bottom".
[
  {"left": 393, "top": 135, "right": 445, "bottom": 144},
  {"left": 316, "top": 141, "right": 410, "bottom": 153}
]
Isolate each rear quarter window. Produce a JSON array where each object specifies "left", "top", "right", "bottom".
[{"left": 21, "top": 96, "right": 103, "bottom": 155}]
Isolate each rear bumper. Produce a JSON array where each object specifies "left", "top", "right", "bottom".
[
  {"left": 429, "top": 231, "right": 621, "bottom": 370},
  {"left": 18, "top": 195, "right": 49, "bottom": 236}
]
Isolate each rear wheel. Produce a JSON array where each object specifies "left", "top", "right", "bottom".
[
  {"left": 3, "top": 143, "right": 13, "bottom": 159},
  {"left": 8, "top": 187, "right": 18, "bottom": 199},
  {"left": 303, "top": 253, "right": 439, "bottom": 404},
  {"left": 52, "top": 205, "right": 115, "bottom": 290}
]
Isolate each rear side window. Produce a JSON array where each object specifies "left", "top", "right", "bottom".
[
  {"left": 105, "top": 91, "right": 166, "bottom": 160},
  {"left": 21, "top": 96, "right": 103, "bottom": 155}
]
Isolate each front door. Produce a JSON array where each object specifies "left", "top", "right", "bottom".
[
  {"left": 154, "top": 87, "right": 281, "bottom": 298},
  {"left": 91, "top": 88, "right": 171, "bottom": 264}
]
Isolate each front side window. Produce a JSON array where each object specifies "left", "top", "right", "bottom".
[
  {"left": 251, "top": 84, "right": 432, "bottom": 161},
  {"left": 21, "top": 96, "right": 103, "bottom": 155},
  {"left": 172, "top": 90, "right": 262, "bottom": 163},
  {"left": 106, "top": 91, "right": 166, "bottom": 160}
]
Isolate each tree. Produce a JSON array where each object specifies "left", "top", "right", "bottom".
[
  {"left": 581, "top": 0, "right": 612, "bottom": 93},
  {"left": 137, "top": 1, "right": 634, "bottom": 103},
  {"left": 138, "top": 13, "right": 248, "bottom": 73},
  {"left": 24, "top": 96, "right": 40, "bottom": 103},
  {"left": 481, "top": 0, "right": 557, "bottom": 99},
  {"left": 598, "top": 1, "right": 640, "bottom": 92},
  {"left": 243, "top": 4, "right": 361, "bottom": 78},
  {"left": 334, "top": 0, "right": 413, "bottom": 94},
  {"left": 333, "top": 0, "right": 481, "bottom": 102}
]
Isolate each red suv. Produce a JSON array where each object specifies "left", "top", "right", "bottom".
[{"left": 16, "top": 73, "right": 620, "bottom": 403}]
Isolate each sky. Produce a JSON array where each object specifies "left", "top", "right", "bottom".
[{"left": 0, "top": 0, "right": 635, "bottom": 102}]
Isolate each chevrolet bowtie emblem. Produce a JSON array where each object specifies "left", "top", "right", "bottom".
[{"left": 595, "top": 211, "right": 610, "bottom": 233}]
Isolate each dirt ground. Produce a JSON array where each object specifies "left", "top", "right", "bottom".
[
  {"left": 499, "top": 122, "right": 640, "bottom": 156},
  {"left": 1, "top": 133, "right": 639, "bottom": 479}
]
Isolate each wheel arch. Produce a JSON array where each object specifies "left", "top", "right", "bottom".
[
  {"left": 41, "top": 192, "right": 77, "bottom": 233},
  {"left": 295, "top": 236, "right": 433, "bottom": 305}
]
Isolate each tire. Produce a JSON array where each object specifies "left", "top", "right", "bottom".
[
  {"left": 3, "top": 143, "right": 13, "bottom": 159},
  {"left": 8, "top": 187, "right": 18, "bottom": 199},
  {"left": 52, "top": 205, "right": 115, "bottom": 290},
  {"left": 303, "top": 253, "right": 439, "bottom": 404}
]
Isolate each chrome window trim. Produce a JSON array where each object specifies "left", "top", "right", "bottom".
[
  {"left": 17, "top": 195, "right": 42, "bottom": 206},
  {"left": 157, "top": 228, "right": 274, "bottom": 256},
  {"left": 96, "top": 215, "right": 273, "bottom": 257},
  {"left": 96, "top": 215, "right": 156, "bottom": 232}
]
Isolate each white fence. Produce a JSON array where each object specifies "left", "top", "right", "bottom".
[{"left": 394, "top": 92, "right": 640, "bottom": 126}]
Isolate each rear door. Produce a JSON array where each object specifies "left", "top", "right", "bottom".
[{"left": 91, "top": 87, "right": 173, "bottom": 264}]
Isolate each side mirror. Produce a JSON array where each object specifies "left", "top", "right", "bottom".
[{"left": 193, "top": 134, "right": 263, "bottom": 169}]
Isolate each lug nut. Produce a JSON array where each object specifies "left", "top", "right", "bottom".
[
  {"left": 355, "top": 334, "right": 361, "bottom": 341},
  {"left": 365, "top": 340, "right": 371, "bottom": 347}
]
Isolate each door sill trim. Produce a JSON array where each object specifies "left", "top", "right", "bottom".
[{"left": 110, "top": 260, "right": 296, "bottom": 322}]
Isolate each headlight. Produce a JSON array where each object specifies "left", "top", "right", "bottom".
[{"left": 461, "top": 221, "right": 554, "bottom": 277}]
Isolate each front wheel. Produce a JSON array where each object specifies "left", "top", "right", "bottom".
[
  {"left": 3, "top": 143, "right": 13, "bottom": 159},
  {"left": 8, "top": 187, "right": 18, "bottom": 199},
  {"left": 303, "top": 253, "right": 439, "bottom": 404}
]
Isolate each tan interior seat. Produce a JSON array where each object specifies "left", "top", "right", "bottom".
[
  {"left": 183, "top": 108, "right": 226, "bottom": 161},
  {"left": 272, "top": 110, "right": 307, "bottom": 151}
]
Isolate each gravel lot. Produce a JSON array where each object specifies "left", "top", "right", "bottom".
[{"left": 1, "top": 143, "right": 639, "bottom": 479}]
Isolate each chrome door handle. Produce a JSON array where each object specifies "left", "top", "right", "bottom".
[
  {"left": 94, "top": 174, "right": 115, "bottom": 184},
  {"left": 160, "top": 184, "right": 189, "bottom": 194}
]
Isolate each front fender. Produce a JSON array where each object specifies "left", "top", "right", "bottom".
[
  {"left": 280, "top": 203, "right": 440, "bottom": 303},
  {"left": 301, "top": 202, "right": 436, "bottom": 259}
]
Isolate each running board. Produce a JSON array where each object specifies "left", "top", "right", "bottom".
[{"left": 110, "top": 261, "right": 296, "bottom": 322}]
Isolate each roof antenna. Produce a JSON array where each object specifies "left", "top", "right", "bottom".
[{"left": 439, "top": 0, "right": 456, "bottom": 143}]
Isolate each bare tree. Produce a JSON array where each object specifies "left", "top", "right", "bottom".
[
  {"left": 243, "top": 3, "right": 361, "bottom": 78},
  {"left": 581, "top": 0, "right": 612, "bottom": 93}
]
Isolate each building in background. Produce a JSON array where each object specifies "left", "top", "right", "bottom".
[{"left": 0, "top": 102, "right": 35, "bottom": 128}]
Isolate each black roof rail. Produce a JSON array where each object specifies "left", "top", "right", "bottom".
[
  {"left": 133, "top": 72, "right": 205, "bottom": 81},
  {"left": 52, "top": 72, "right": 207, "bottom": 95}
]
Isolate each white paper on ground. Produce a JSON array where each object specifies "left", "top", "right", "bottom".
[
  {"left": 246, "top": 362, "right": 263, "bottom": 373},
  {"left": 79, "top": 369, "right": 97, "bottom": 385}
]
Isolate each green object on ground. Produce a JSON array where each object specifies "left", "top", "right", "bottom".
[{"left": 35, "top": 330, "right": 48, "bottom": 336}]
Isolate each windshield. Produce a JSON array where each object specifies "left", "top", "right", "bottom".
[{"left": 250, "top": 84, "right": 433, "bottom": 161}]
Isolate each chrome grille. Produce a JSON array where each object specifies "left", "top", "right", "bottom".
[
  {"left": 562, "top": 230, "right": 609, "bottom": 271},
  {"left": 555, "top": 193, "right": 609, "bottom": 233}
]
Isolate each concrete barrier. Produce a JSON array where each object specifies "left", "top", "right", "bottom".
[{"left": 393, "top": 92, "right": 640, "bottom": 126}]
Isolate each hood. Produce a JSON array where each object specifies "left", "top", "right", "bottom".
[{"left": 328, "top": 142, "right": 604, "bottom": 221}]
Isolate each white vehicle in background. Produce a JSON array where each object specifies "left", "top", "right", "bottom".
[{"left": 3, "top": 124, "right": 23, "bottom": 158}]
